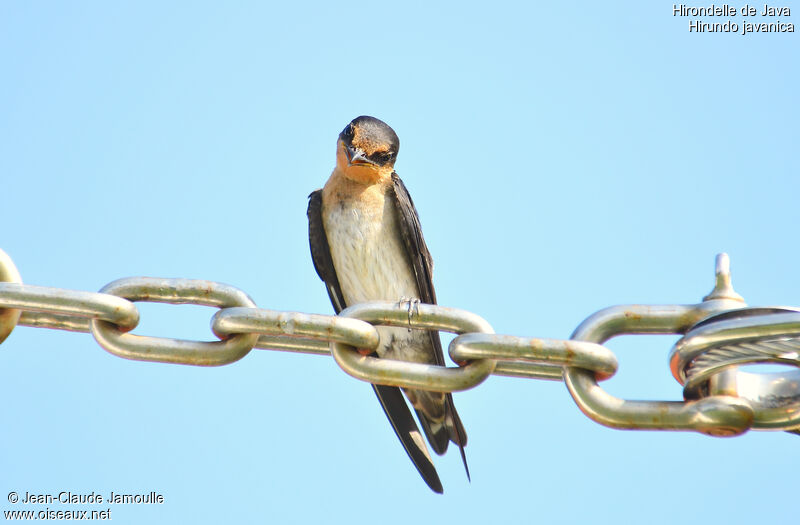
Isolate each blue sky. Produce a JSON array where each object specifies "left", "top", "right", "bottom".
[{"left": 1, "top": 2, "right": 798, "bottom": 523}]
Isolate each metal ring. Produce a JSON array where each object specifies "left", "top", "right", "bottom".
[
  {"left": 669, "top": 307, "right": 800, "bottom": 383},
  {"left": 211, "top": 307, "right": 379, "bottom": 356},
  {"left": 330, "top": 301, "right": 496, "bottom": 392},
  {"left": 90, "top": 277, "right": 258, "bottom": 366},
  {"left": 670, "top": 307, "right": 800, "bottom": 430},
  {"left": 0, "top": 249, "right": 23, "bottom": 344}
]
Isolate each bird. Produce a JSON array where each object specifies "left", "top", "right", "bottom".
[{"left": 307, "top": 115, "right": 468, "bottom": 493}]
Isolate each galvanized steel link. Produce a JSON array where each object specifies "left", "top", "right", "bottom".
[
  {"left": 450, "top": 333, "right": 617, "bottom": 381},
  {"left": 330, "top": 301, "right": 496, "bottom": 392},
  {"left": 1, "top": 283, "right": 139, "bottom": 331},
  {"left": 213, "top": 307, "right": 380, "bottom": 355},
  {"left": 565, "top": 302, "right": 756, "bottom": 436},
  {"left": 0, "top": 250, "right": 23, "bottom": 344},
  {"left": 90, "top": 277, "right": 260, "bottom": 366}
]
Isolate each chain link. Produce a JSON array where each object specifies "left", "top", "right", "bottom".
[
  {"left": 331, "top": 302, "right": 496, "bottom": 392},
  {"left": 3, "top": 248, "right": 800, "bottom": 437},
  {"left": 0, "top": 249, "right": 23, "bottom": 343}
]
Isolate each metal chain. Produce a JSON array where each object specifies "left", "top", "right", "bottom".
[{"left": 2, "top": 248, "right": 800, "bottom": 437}]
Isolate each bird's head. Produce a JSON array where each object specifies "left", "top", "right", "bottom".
[{"left": 336, "top": 116, "right": 399, "bottom": 183}]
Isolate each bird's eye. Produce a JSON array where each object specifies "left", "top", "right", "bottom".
[
  {"left": 342, "top": 124, "right": 354, "bottom": 138},
  {"left": 375, "top": 152, "right": 393, "bottom": 164}
]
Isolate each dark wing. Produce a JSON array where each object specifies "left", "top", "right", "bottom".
[
  {"left": 390, "top": 174, "right": 470, "bottom": 476},
  {"left": 307, "top": 189, "right": 444, "bottom": 494},
  {"left": 308, "top": 190, "right": 346, "bottom": 313},
  {"left": 389, "top": 173, "right": 439, "bottom": 337}
]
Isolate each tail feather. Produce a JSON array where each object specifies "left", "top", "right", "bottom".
[
  {"left": 372, "top": 384, "right": 444, "bottom": 494},
  {"left": 445, "top": 393, "right": 470, "bottom": 481},
  {"left": 412, "top": 390, "right": 470, "bottom": 481}
]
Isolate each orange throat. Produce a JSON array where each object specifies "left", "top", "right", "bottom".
[{"left": 335, "top": 143, "right": 392, "bottom": 184}]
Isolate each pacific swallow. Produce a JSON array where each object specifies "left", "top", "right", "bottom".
[{"left": 307, "top": 116, "right": 468, "bottom": 493}]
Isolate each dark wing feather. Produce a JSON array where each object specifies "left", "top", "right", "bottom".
[
  {"left": 308, "top": 190, "right": 346, "bottom": 314},
  {"left": 372, "top": 383, "right": 443, "bottom": 493},
  {"left": 389, "top": 174, "right": 439, "bottom": 321},
  {"left": 390, "top": 173, "right": 470, "bottom": 477},
  {"left": 307, "top": 189, "right": 444, "bottom": 493}
]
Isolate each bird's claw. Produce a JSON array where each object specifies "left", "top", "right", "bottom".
[{"left": 398, "top": 297, "right": 421, "bottom": 332}]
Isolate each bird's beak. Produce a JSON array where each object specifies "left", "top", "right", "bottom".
[{"left": 346, "top": 145, "right": 376, "bottom": 167}]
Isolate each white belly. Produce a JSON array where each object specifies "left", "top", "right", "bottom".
[
  {"left": 323, "top": 192, "right": 431, "bottom": 363},
  {"left": 323, "top": 196, "right": 420, "bottom": 306}
]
